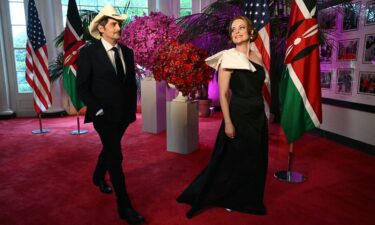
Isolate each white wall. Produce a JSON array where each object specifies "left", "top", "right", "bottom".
[{"left": 320, "top": 104, "right": 375, "bottom": 146}]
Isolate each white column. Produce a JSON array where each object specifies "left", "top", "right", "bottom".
[
  {"left": 156, "top": 0, "right": 179, "bottom": 17},
  {"left": 0, "top": 9, "right": 15, "bottom": 118},
  {"left": 200, "top": 0, "right": 216, "bottom": 10},
  {"left": 192, "top": 0, "right": 200, "bottom": 14}
]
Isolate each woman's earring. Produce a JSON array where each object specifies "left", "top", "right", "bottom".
[{"left": 249, "top": 30, "right": 254, "bottom": 40}]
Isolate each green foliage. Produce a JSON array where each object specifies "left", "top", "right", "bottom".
[
  {"left": 17, "top": 71, "right": 32, "bottom": 93},
  {"left": 18, "top": 83, "right": 32, "bottom": 93},
  {"left": 180, "top": 9, "right": 192, "bottom": 17},
  {"left": 14, "top": 50, "right": 26, "bottom": 71},
  {"left": 13, "top": 31, "right": 27, "bottom": 48},
  {"left": 49, "top": 52, "right": 64, "bottom": 82},
  {"left": 180, "top": 0, "right": 192, "bottom": 8}
]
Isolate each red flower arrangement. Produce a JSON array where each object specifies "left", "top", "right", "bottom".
[{"left": 152, "top": 41, "right": 214, "bottom": 97}]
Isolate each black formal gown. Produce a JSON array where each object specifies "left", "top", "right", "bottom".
[{"left": 177, "top": 61, "right": 268, "bottom": 218}]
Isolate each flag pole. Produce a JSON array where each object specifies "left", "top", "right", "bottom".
[
  {"left": 274, "top": 143, "right": 306, "bottom": 183},
  {"left": 32, "top": 113, "right": 50, "bottom": 134},
  {"left": 70, "top": 112, "right": 88, "bottom": 135}
]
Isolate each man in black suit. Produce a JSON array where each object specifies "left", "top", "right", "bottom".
[{"left": 76, "top": 5, "right": 144, "bottom": 224}]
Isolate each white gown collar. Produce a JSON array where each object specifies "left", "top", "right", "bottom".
[{"left": 205, "top": 48, "right": 257, "bottom": 72}]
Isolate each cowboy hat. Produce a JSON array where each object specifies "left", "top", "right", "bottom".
[{"left": 89, "top": 4, "right": 126, "bottom": 40}]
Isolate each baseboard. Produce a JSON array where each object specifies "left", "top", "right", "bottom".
[
  {"left": 41, "top": 110, "right": 68, "bottom": 118},
  {"left": 322, "top": 98, "right": 375, "bottom": 113},
  {"left": 311, "top": 128, "right": 375, "bottom": 155},
  {"left": 0, "top": 111, "right": 16, "bottom": 120}
]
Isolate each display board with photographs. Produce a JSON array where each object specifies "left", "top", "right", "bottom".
[
  {"left": 358, "top": 71, "right": 375, "bottom": 95},
  {"left": 337, "top": 39, "right": 359, "bottom": 61},
  {"left": 318, "top": 7, "right": 337, "bottom": 30},
  {"left": 320, "top": 1, "right": 375, "bottom": 109},
  {"left": 321, "top": 70, "right": 332, "bottom": 89},
  {"left": 336, "top": 68, "right": 354, "bottom": 94},
  {"left": 320, "top": 42, "right": 333, "bottom": 63},
  {"left": 342, "top": 2, "right": 361, "bottom": 31},
  {"left": 363, "top": 33, "right": 375, "bottom": 63},
  {"left": 365, "top": 0, "right": 375, "bottom": 25}
]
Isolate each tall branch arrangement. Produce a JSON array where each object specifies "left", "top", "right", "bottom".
[{"left": 177, "top": 1, "right": 243, "bottom": 55}]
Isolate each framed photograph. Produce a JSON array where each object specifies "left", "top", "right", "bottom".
[
  {"left": 363, "top": 33, "right": 375, "bottom": 63},
  {"left": 321, "top": 70, "right": 332, "bottom": 89},
  {"left": 318, "top": 8, "right": 337, "bottom": 30},
  {"left": 336, "top": 68, "right": 354, "bottom": 95},
  {"left": 337, "top": 39, "right": 359, "bottom": 61},
  {"left": 358, "top": 71, "right": 375, "bottom": 95},
  {"left": 342, "top": 2, "right": 360, "bottom": 32},
  {"left": 320, "top": 42, "right": 333, "bottom": 63},
  {"left": 365, "top": 0, "right": 375, "bottom": 26}
]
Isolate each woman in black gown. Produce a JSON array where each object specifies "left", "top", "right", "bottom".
[{"left": 177, "top": 16, "right": 268, "bottom": 218}]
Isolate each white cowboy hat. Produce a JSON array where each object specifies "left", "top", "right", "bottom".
[{"left": 89, "top": 4, "right": 127, "bottom": 40}]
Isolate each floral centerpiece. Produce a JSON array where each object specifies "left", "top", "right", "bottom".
[
  {"left": 120, "top": 12, "right": 183, "bottom": 78},
  {"left": 152, "top": 41, "right": 214, "bottom": 97}
]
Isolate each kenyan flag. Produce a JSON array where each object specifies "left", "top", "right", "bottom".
[
  {"left": 63, "top": 0, "right": 85, "bottom": 111},
  {"left": 280, "top": 0, "right": 322, "bottom": 143}
]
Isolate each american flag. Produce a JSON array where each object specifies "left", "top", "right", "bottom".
[
  {"left": 25, "top": 0, "right": 52, "bottom": 113},
  {"left": 244, "top": 0, "right": 271, "bottom": 106}
]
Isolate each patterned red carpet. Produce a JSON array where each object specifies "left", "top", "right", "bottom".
[{"left": 0, "top": 113, "right": 374, "bottom": 225}]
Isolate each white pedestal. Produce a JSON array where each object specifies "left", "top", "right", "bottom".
[
  {"left": 166, "top": 100, "right": 199, "bottom": 154},
  {"left": 141, "top": 79, "right": 166, "bottom": 133}
]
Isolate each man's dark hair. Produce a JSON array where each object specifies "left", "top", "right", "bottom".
[{"left": 97, "top": 16, "right": 110, "bottom": 36}]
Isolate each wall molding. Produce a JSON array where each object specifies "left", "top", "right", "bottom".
[
  {"left": 322, "top": 98, "right": 375, "bottom": 113},
  {"left": 311, "top": 128, "right": 375, "bottom": 155}
]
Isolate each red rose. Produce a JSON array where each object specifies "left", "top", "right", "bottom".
[{"left": 152, "top": 41, "right": 214, "bottom": 96}]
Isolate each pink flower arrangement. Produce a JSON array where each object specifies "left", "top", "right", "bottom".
[
  {"left": 120, "top": 12, "right": 183, "bottom": 77},
  {"left": 153, "top": 41, "right": 214, "bottom": 97}
]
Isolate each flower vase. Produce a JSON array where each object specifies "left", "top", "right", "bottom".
[
  {"left": 141, "top": 77, "right": 166, "bottom": 133},
  {"left": 198, "top": 99, "right": 212, "bottom": 117},
  {"left": 167, "top": 83, "right": 189, "bottom": 102},
  {"left": 173, "top": 91, "right": 189, "bottom": 102}
]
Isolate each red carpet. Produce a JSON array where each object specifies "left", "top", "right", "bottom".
[{"left": 0, "top": 113, "right": 374, "bottom": 225}]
